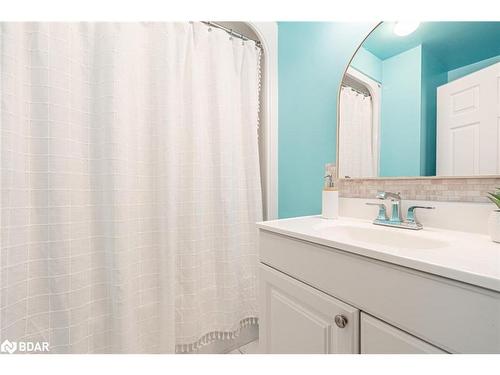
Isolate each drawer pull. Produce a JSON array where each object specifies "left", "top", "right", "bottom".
[{"left": 334, "top": 314, "right": 348, "bottom": 328}]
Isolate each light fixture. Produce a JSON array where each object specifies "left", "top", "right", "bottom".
[{"left": 393, "top": 22, "right": 420, "bottom": 36}]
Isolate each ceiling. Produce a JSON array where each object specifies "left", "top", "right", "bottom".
[{"left": 362, "top": 22, "right": 500, "bottom": 70}]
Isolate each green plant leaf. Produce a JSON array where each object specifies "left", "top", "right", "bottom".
[
  {"left": 486, "top": 190, "right": 500, "bottom": 208},
  {"left": 488, "top": 192, "right": 500, "bottom": 200},
  {"left": 488, "top": 195, "right": 500, "bottom": 209}
]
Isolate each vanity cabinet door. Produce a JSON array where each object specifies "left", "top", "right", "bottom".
[
  {"left": 259, "top": 263, "right": 359, "bottom": 354},
  {"left": 361, "top": 313, "right": 446, "bottom": 354}
]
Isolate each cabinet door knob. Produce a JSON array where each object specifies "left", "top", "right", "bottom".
[{"left": 334, "top": 314, "right": 348, "bottom": 328}]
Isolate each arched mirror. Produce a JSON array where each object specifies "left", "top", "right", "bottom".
[{"left": 337, "top": 22, "right": 500, "bottom": 179}]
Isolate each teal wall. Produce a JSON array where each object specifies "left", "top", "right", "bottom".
[
  {"left": 447, "top": 54, "right": 500, "bottom": 82},
  {"left": 362, "top": 22, "right": 500, "bottom": 70},
  {"left": 351, "top": 47, "right": 383, "bottom": 83},
  {"left": 278, "top": 22, "right": 374, "bottom": 218},
  {"left": 379, "top": 46, "right": 422, "bottom": 177},
  {"left": 421, "top": 46, "right": 447, "bottom": 175}
]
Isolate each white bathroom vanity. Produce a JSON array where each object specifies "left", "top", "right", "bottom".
[{"left": 258, "top": 205, "right": 500, "bottom": 354}]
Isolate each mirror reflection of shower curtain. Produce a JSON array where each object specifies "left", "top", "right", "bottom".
[{"left": 339, "top": 87, "right": 375, "bottom": 178}]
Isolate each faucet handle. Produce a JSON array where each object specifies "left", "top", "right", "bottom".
[
  {"left": 406, "top": 205, "right": 435, "bottom": 225},
  {"left": 366, "top": 202, "right": 388, "bottom": 221}
]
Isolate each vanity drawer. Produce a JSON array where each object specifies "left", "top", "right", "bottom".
[
  {"left": 361, "top": 313, "right": 446, "bottom": 354},
  {"left": 259, "top": 229, "right": 500, "bottom": 353}
]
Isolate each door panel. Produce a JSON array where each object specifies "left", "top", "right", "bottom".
[
  {"left": 451, "top": 85, "right": 478, "bottom": 114},
  {"left": 259, "top": 264, "right": 359, "bottom": 354},
  {"left": 450, "top": 123, "right": 479, "bottom": 175}
]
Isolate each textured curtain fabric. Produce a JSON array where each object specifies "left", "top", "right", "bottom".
[
  {"left": 339, "top": 87, "right": 375, "bottom": 178},
  {"left": 0, "top": 22, "right": 262, "bottom": 353}
]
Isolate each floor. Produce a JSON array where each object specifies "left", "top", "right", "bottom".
[{"left": 228, "top": 340, "right": 260, "bottom": 354}]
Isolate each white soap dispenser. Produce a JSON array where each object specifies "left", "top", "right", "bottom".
[{"left": 322, "top": 174, "right": 339, "bottom": 219}]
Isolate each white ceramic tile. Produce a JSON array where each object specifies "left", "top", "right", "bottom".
[{"left": 326, "top": 164, "right": 500, "bottom": 204}]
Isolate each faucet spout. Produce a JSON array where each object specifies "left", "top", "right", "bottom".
[{"left": 376, "top": 191, "right": 401, "bottom": 201}]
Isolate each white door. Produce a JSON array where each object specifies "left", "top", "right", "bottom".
[
  {"left": 437, "top": 62, "right": 500, "bottom": 176},
  {"left": 361, "top": 313, "right": 446, "bottom": 354},
  {"left": 259, "top": 264, "right": 359, "bottom": 354}
]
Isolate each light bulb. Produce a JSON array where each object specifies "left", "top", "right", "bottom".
[{"left": 393, "top": 22, "right": 420, "bottom": 36}]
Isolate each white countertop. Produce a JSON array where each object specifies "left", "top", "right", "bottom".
[{"left": 257, "top": 216, "right": 500, "bottom": 292}]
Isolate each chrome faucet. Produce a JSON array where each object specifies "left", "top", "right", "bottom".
[
  {"left": 366, "top": 191, "right": 435, "bottom": 230},
  {"left": 375, "top": 191, "right": 402, "bottom": 223}
]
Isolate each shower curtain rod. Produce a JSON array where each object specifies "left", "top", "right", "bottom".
[{"left": 201, "top": 21, "right": 262, "bottom": 48}]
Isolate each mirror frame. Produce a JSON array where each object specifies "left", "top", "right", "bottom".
[{"left": 335, "top": 21, "right": 500, "bottom": 181}]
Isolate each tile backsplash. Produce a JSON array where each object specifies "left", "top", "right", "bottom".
[{"left": 325, "top": 164, "right": 500, "bottom": 203}]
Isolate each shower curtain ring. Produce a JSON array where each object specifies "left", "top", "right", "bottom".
[{"left": 229, "top": 29, "right": 234, "bottom": 40}]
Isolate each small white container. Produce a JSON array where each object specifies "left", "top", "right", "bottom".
[
  {"left": 488, "top": 210, "right": 500, "bottom": 243},
  {"left": 322, "top": 174, "right": 338, "bottom": 219},
  {"left": 322, "top": 189, "right": 339, "bottom": 219}
]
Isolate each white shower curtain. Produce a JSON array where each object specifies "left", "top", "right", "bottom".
[
  {"left": 0, "top": 22, "right": 262, "bottom": 353},
  {"left": 339, "top": 87, "right": 375, "bottom": 178}
]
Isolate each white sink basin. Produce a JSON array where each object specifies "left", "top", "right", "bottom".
[
  {"left": 258, "top": 216, "right": 500, "bottom": 292},
  {"left": 320, "top": 224, "right": 449, "bottom": 250}
]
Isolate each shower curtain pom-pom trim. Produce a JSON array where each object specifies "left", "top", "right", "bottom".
[{"left": 175, "top": 316, "right": 259, "bottom": 353}]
